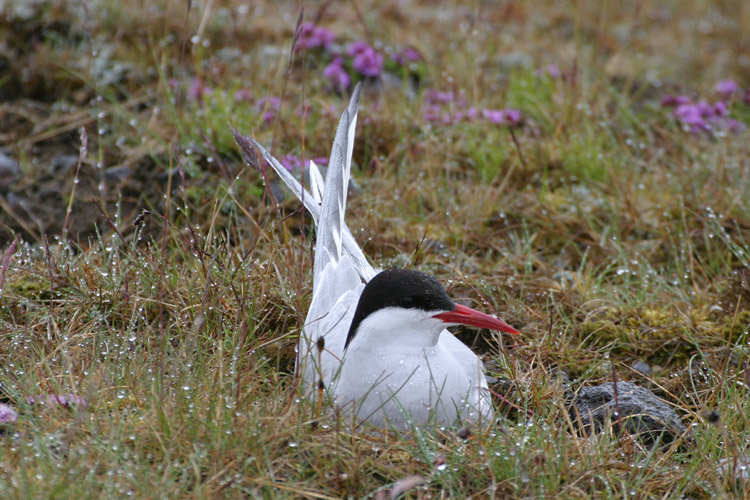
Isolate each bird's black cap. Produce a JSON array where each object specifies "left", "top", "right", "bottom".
[{"left": 344, "top": 268, "right": 455, "bottom": 348}]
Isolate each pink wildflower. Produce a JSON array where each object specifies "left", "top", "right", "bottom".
[
  {"left": 233, "top": 88, "right": 252, "bottom": 102},
  {"left": 27, "top": 393, "right": 87, "bottom": 409},
  {"left": 546, "top": 64, "right": 561, "bottom": 79},
  {"left": 280, "top": 155, "right": 302, "bottom": 171},
  {"left": 482, "top": 108, "right": 523, "bottom": 126},
  {"left": 715, "top": 79, "right": 739, "bottom": 96},
  {"left": 257, "top": 96, "right": 281, "bottom": 123},
  {"left": 324, "top": 57, "right": 350, "bottom": 92},
  {"left": 188, "top": 77, "right": 211, "bottom": 102},
  {"left": 0, "top": 403, "right": 17, "bottom": 424},
  {"left": 348, "top": 42, "right": 383, "bottom": 77},
  {"left": 392, "top": 47, "right": 421, "bottom": 65},
  {"left": 661, "top": 95, "right": 691, "bottom": 107},
  {"left": 295, "top": 23, "right": 335, "bottom": 51}
]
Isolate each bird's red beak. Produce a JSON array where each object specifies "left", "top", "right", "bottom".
[{"left": 433, "top": 304, "right": 520, "bottom": 335}]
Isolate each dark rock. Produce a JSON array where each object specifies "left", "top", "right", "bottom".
[
  {"left": 631, "top": 361, "right": 652, "bottom": 377},
  {"left": 570, "top": 382, "right": 686, "bottom": 446}
]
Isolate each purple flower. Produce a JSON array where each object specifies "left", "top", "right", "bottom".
[
  {"left": 482, "top": 108, "right": 523, "bottom": 126},
  {"left": 546, "top": 64, "right": 561, "bottom": 79},
  {"left": 295, "top": 22, "right": 335, "bottom": 51},
  {"left": 661, "top": 95, "right": 691, "bottom": 107},
  {"left": 451, "top": 106, "right": 480, "bottom": 124},
  {"left": 392, "top": 47, "right": 421, "bottom": 65},
  {"left": 233, "top": 88, "right": 252, "bottom": 102},
  {"left": 726, "top": 118, "right": 746, "bottom": 133},
  {"left": 278, "top": 155, "right": 329, "bottom": 171},
  {"left": 715, "top": 79, "right": 739, "bottom": 96},
  {"left": 425, "top": 90, "right": 456, "bottom": 105},
  {"left": 27, "top": 393, "right": 87, "bottom": 409},
  {"left": 348, "top": 42, "right": 383, "bottom": 77},
  {"left": 0, "top": 403, "right": 17, "bottom": 424},
  {"left": 422, "top": 104, "right": 454, "bottom": 125},
  {"left": 422, "top": 104, "right": 443, "bottom": 124},
  {"left": 257, "top": 96, "right": 281, "bottom": 123},
  {"left": 694, "top": 100, "right": 714, "bottom": 116},
  {"left": 324, "top": 57, "right": 350, "bottom": 92},
  {"left": 674, "top": 103, "right": 708, "bottom": 131},
  {"left": 482, "top": 109, "right": 504, "bottom": 124},
  {"left": 256, "top": 96, "right": 280, "bottom": 112},
  {"left": 673, "top": 100, "right": 747, "bottom": 134},
  {"left": 503, "top": 109, "right": 523, "bottom": 125},
  {"left": 323, "top": 104, "right": 339, "bottom": 116},
  {"left": 713, "top": 100, "right": 729, "bottom": 117},
  {"left": 280, "top": 155, "right": 302, "bottom": 171},
  {"left": 347, "top": 41, "right": 371, "bottom": 57},
  {"left": 188, "top": 77, "right": 211, "bottom": 102}
]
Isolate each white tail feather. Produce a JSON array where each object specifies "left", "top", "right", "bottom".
[
  {"left": 314, "top": 83, "right": 361, "bottom": 282},
  {"left": 241, "top": 84, "right": 376, "bottom": 283}
]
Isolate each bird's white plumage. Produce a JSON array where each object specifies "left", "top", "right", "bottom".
[
  {"left": 336, "top": 308, "right": 492, "bottom": 429},
  {"left": 248, "top": 83, "right": 493, "bottom": 430}
]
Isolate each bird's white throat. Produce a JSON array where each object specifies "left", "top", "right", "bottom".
[{"left": 346, "top": 307, "right": 447, "bottom": 350}]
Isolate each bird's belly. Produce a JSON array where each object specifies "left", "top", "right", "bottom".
[{"left": 333, "top": 348, "right": 491, "bottom": 430}]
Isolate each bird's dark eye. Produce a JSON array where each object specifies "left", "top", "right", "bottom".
[{"left": 397, "top": 296, "right": 415, "bottom": 308}]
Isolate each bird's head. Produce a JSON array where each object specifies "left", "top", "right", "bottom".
[{"left": 344, "top": 269, "right": 519, "bottom": 349}]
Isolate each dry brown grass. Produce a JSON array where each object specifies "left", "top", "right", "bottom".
[{"left": 1, "top": 0, "right": 750, "bottom": 497}]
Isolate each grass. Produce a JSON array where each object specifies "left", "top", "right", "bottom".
[{"left": 1, "top": 0, "right": 750, "bottom": 497}]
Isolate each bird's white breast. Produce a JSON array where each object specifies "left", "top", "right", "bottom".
[{"left": 331, "top": 308, "right": 494, "bottom": 431}]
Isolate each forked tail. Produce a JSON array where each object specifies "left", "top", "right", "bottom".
[
  {"left": 232, "top": 83, "right": 375, "bottom": 283},
  {"left": 314, "top": 83, "right": 360, "bottom": 282}
]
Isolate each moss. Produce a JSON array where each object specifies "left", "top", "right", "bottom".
[
  {"left": 7, "top": 279, "right": 50, "bottom": 300},
  {"left": 577, "top": 306, "right": 733, "bottom": 364},
  {"left": 723, "top": 310, "right": 750, "bottom": 343}
]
